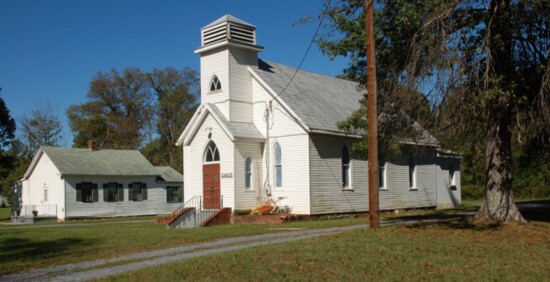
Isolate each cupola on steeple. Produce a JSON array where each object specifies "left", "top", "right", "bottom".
[{"left": 196, "top": 14, "right": 264, "bottom": 54}]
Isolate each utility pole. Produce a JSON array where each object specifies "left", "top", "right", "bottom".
[{"left": 365, "top": 0, "right": 380, "bottom": 228}]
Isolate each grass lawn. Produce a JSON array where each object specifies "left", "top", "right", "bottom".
[
  {"left": 0, "top": 207, "right": 10, "bottom": 222},
  {"left": 0, "top": 216, "right": 368, "bottom": 275},
  {"left": 1, "top": 200, "right": 548, "bottom": 279},
  {"left": 104, "top": 220, "right": 550, "bottom": 281}
]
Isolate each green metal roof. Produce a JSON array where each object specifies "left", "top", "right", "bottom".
[{"left": 25, "top": 147, "right": 183, "bottom": 180}]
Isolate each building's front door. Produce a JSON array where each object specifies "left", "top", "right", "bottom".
[{"left": 203, "top": 163, "right": 220, "bottom": 209}]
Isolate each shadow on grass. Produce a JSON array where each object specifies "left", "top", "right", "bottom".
[
  {"left": 403, "top": 199, "right": 550, "bottom": 231},
  {"left": 0, "top": 237, "right": 95, "bottom": 264},
  {"left": 517, "top": 200, "right": 550, "bottom": 223}
]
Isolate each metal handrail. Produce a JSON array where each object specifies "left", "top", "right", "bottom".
[{"left": 170, "top": 195, "right": 224, "bottom": 228}]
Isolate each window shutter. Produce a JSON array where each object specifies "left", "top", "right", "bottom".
[
  {"left": 92, "top": 183, "right": 99, "bottom": 202},
  {"left": 178, "top": 186, "right": 183, "bottom": 202},
  {"left": 118, "top": 183, "right": 124, "bottom": 201},
  {"left": 142, "top": 183, "right": 148, "bottom": 200},
  {"left": 76, "top": 183, "right": 82, "bottom": 202},
  {"left": 166, "top": 187, "right": 170, "bottom": 202},
  {"left": 103, "top": 183, "right": 108, "bottom": 202},
  {"left": 128, "top": 183, "right": 133, "bottom": 201}
]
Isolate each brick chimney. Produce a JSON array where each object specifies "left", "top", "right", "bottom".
[{"left": 88, "top": 140, "right": 97, "bottom": 151}]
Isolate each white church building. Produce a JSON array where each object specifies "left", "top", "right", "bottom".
[{"left": 176, "top": 15, "right": 461, "bottom": 215}]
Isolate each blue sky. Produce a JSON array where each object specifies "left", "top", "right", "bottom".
[{"left": 0, "top": 0, "right": 350, "bottom": 146}]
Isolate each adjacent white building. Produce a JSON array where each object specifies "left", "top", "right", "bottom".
[
  {"left": 14, "top": 145, "right": 183, "bottom": 220},
  {"left": 176, "top": 15, "right": 461, "bottom": 215}
]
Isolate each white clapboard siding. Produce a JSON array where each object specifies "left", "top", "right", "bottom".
[
  {"left": 183, "top": 114, "right": 235, "bottom": 208},
  {"left": 309, "top": 134, "right": 369, "bottom": 214},
  {"left": 379, "top": 150, "right": 438, "bottom": 210},
  {"left": 24, "top": 152, "right": 66, "bottom": 218},
  {"left": 64, "top": 176, "right": 182, "bottom": 218},
  {"left": 229, "top": 47, "right": 258, "bottom": 123},
  {"left": 436, "top": 157, "right": 462, "bottom": 208},
  {"left": 268, "top": 134, "right": 310, "bottom": 214},
  {"left": 201, "top": 49, "right": 230, "bottom": 119},
  {"left": 234, "top": 140, "right": 264, "bottom": 209}
]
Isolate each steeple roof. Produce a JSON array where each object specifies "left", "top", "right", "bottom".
[{"left": 202, "top": 14, "right": 255, "bottom": 30}]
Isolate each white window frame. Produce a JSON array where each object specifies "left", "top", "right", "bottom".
[
  {"left": 273, "top": 143, "right": 282, "bottom": 189},
  {"left": 209, "top": 75, "right": 222, "bottom": 92},
  {"left": 379, "top": 162, "right": 388, "bottom": 190},
  {"left": 409, "top": 153, "right": 417, "bottom": 190},
  {"left": 245, "top": 157, "right": 253, "bottom": 190},
  {"left": 204, "top": 141, "right": 220, "bottom": 164},
  {"left": 341, "top": 145, "right": 352, "bottom": 189}
]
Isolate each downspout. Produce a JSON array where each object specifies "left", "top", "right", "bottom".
[{"left": 263, "top": 101, "right": 272, "bottom": 197}]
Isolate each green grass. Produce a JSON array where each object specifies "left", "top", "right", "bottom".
[
  {"left": 103, "top": 220, "right": 550, "bottom": 281},
  {"left": 0, "top": 216, "right": 368, "bottom": 275},
  {"left": 0, "top": 207, "right": 10, "bottom": 222}
]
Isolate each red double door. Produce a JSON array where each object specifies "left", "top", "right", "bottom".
[{"left": 203, "top": 164, "right": 220, "bottom": 209}]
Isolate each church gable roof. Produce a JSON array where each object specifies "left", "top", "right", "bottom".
[
  {"left": 251, "top": 59, "right": 364, "bottom": 135},
  {"left": 250, "top": 59, "right": 439, "bottom": 145}
]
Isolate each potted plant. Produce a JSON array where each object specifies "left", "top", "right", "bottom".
[{"left": 32, "top": 210, "right": 38, "bottom": 217}]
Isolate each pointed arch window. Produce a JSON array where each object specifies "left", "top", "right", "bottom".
[
  {"left": 274, "top": 143, "right": 282, "bottom": 188},
  {"left": 342, "top": 145, "right": 351, "bottom": 188},
  {"left": 245, "top": 157, "right": 252, "bottom": 189},
  {"left": 210, "top": 75, "right": 222, "bottom": 91},
  {"left": 204, "top": 141, "right": 220, "bottom": 163}
]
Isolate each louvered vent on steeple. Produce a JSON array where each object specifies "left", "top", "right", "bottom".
[{"left": 201, "top": 15, "right": 256, "bottom": 47}]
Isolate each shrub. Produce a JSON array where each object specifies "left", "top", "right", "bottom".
[
  {"left": 233, "top": 209, "right": 251, "bottom": 215},
  {"left": 462, "top": 184, "right": 484, "bottom": 200}
]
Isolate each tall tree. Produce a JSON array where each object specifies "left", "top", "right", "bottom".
[
  {"left": 146, "top": 67, "right": 199, "bottom": 171},
  {"left": 20, "top": 102, "right": 63, "bottom": 156},
  {"left": 67, "top": 68, "right": 154, "bottom": 149},
  {"left": 0, "top": 88, "right": 16, "bottom": 150},
  {"left": 316, "top": 0, "right": 550, "bottom": 222},
  {"left": 0, "top": 88, "right": 17, "bottom": 200}
]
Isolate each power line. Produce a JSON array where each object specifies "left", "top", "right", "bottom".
[{"left": 273, "top": 0, "right": 332, "bottom": 100}]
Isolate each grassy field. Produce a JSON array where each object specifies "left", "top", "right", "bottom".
[
  {"left": 0, "top": 216, "right": 368, "bottom": 275},
  {"left": 1, "top": 200, "right": 548, "bottom": 280},
  {"left": 104, "top": 220, "right": 550, "bottom": 281},
  {"left": 0, "top": 207, "right": 10, "bottom": 222}
]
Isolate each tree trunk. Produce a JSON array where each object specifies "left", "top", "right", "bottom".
[
  {"left": 476, "top": 0, "right": 526, "bottom": 222},
  {"left": 476, "top": 103, "right": 526, "bottom": 222}
]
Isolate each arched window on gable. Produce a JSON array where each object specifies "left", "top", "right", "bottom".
[
  {"left": 342, "top": 145, "right": 351, "bottom": 188},
  {"left": 204, "top": 141, "right": 220, "bottom": 163},
  {"left": 274, "top": 143, "right": 282, "bottom": 188},
  {"left": 210, "top": 75, "right": 221, "bottom": 91}
]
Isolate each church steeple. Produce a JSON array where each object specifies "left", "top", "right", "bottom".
[{"left": 196, "top": 14, "right": 264, "bottom": 54}]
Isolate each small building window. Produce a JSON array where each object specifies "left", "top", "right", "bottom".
[
  {"left": 44, "top": 189, "right": 48, "bottom": 202},
  {"left": 204, "top": 141, "right": 220, "bottom": 163},
  {"left": 167, "top": 186, "right": 183, "bottom": 203},
  {"left": 103, "top": 182, "right": 123, "bottom": 202},
  {"left": 409, "top": 153, "right": 416, "bottom": 189},
  {"left": 129, "top": 182, "right": 147, "bottom": 201},
  {"left": 379, "top": 163, "right": 387, "bottom": 190},
  {"left": 274, "top": 143, "right": 282, "bottom": 188},
  {"left": 342, "top": 145, "right": 351, "bottom": 188},
  {"left": 245, "top": 157, "right": 252, "bottom": 189},
  {"left": 449, "top": 163, "right": 457, "bottom": 190},
  {"left": 76, "top": 182, "right": 98, "bottom": 203},
  {"left": 210, "top": 75, "right": 221, "bottom": 91}
]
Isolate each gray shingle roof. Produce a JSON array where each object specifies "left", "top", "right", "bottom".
[
  {"left": 155, "top": 167, "right": 183, "bottom": 183},
  {"left": 252, "top": 59, "right": 439, "bottom": 145},
  {"left": 208, "top": 103, "right": 264, "bottom": 140},
  {"left": 40, "top": 147, "right": 159, "bottom": 177},
  {"left": 253, "top": 59, "right": 365, "bottom": 135}
]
